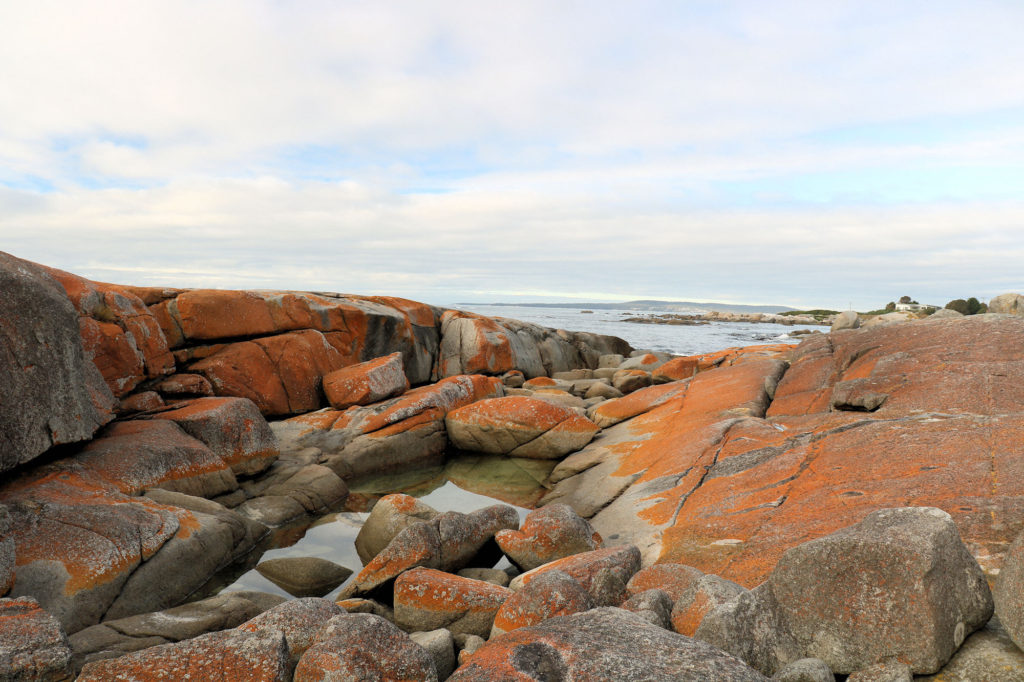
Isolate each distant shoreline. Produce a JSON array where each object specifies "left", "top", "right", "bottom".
[{"left": 457, "top": 299, "right": 798, "bottom": 315}]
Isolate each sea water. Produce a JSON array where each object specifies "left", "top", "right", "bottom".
[{"left": 456, "top": 304, "right": 818, "bottom": 355}]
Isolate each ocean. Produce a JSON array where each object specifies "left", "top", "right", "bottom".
[{"left": 455, "top": 304, "right": 820, "bottom": 356}]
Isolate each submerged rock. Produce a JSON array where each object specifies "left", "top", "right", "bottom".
[{"left": 255, "top": 557, "right": 353, "bottom": 598}]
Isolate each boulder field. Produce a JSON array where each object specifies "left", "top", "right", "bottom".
[{"left": 4, "top": 249, "right": 1024, "bottom": 679}]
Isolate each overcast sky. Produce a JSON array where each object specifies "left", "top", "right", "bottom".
[{"left": 2, "top": 1, "right": 1023, "bottom": 309}]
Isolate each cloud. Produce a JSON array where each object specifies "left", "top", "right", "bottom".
[{"left": 0, "top": 1, "right": 1022, "bottom": 309}]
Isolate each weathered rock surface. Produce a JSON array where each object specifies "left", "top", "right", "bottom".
[
  {"left": 509, "top": 545, "right": 641, "bottom": 607},
  {"left": 988, "top": 292, "right": 1024, "bottom": 315},
  {"left": 772, "top": 658, "right": 836, "bottom": 682},
  {"left": 410, "top": 629, "right": 456, "bottom": 680},
  {"left": 994, "top": 526, "right": 1024, "bottom": 650},
  {"left": 69, "top": 590, "right": 279, "bottom": 672},
  {"left": 696, "top": 507, "right": 993, "bottom": 676},
  {"left": 545, "top": 316, "right": 1024, "bottom": 590},
  {"left": 625, "top": 562, "right": 704, "bottom": 602},
  {"left": 446, "top": 396, "right": 599, "bottom": 459},
  {"left": 0, "top": 506, "right": 13, "bottom": 597},
  {"left": 917, "top": 619, "right": 1024, "bottom": 681},
  {"left": 0, "top": 596, "right": 73, "bottom": 681},
  {"left": 0, "top": 251, "right": 115, "bottom": 475},
  {"left": 495, "top": 504, "right": 602, "bottom": 571},
  {"left": 275, "top": 374, "right": 504, "bottom": 480},
  {"left": 138, "top": 396, "right": 279, "bottom": 476},
  {"left": 322, "top": 351, "right": 409, "bottom": 409},
  {"left": 355, "top": 493, "right": 440, "bottom": 565},
  {"left": 620, "top": 588, "right": 674, "bottom": 630},
  {"left": 449, "top": 607, "right": 769, "bottom": 681},
  {"left": 294, "top": 613, "right": 438, "bottom": 681},
  {"left": 491, "top": 569, "right": 595, "bottom": 637},
  {"left": 830, "top": 310, "right": 860, "bottom": 331},
  {"left": 395, "top": 567, "right": 511, "bottom": 636},
  {"left": 341, "top": 505, "right": 519, "bottom": 599},
  {"left": 77, "top": 628, "right": 289, "bottom": 681},
  {"left": 587, "top": 380, "right": 688, "bottom": 428},
  {"left": 238, "top": 597, "right": 345, "bottom": 667}
]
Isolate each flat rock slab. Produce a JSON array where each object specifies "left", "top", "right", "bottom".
[
  {"left": 77, "top": 628, "right": 289, "bottom": 681},
  {"left": 323, "top": 351, "right": 409, "bottom": 409},
  {"left": 450, "top": 607, "right": 768, "bottom": 681},
  {"left": 446, "top": 396, "right": 599, "bottom": 459}
]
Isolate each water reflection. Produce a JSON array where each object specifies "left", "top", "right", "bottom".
[{"left": 217, "top": 453, "right": 552, "bottom": 601}]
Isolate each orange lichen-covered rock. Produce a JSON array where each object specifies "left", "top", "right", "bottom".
[
  {"left": 278, "top": 375, "right": 503, "bottom": 479},
  {"left": 137, "top": 397, "right": 279, "bottom": 476},
  {"left": 654, "top": 355, "right": 699, "bottom": 382},
  {"left": 496, "top": 504, "right": 602, "bottom": 572},
  {"left": 354, "top": 494, "right": 439, "bottom": 566},
  {"left": 490, "top": 569, "right": 594, "bottom": 637},
  {"left": 588, "top": 380, "right": 688, "bottom": 428},
  {"left": 671, "top": 573, "right": 746, "bottom": 636},
  {"left": 625, "top": 563, "right": 704, "bottom": 602},
  {"left": 74, "top": 420, "right": 238, "bottom": 498},
  {"left": 294, "top": 613, "right": 437, "bottom": 682},
  {"left": 611, "top": 368, "right": 652, "bottom": 394},
  {"left": 157, "top": 373, "right": 214, "bottom": 396},
  {"left": 323, "top": 352, "right": 409, "bottom": 409},
  {"left": 43, "top": 266, "right": 175, "bottom": 396},
  {"left": 438, "top": 311, "right": 517, "bottom": 377},
  {"left": 394, "top": 567, "right": 512, "bottom": 637},
  {"left": 522, "top": 376, "right": 559, "bottom": 389},
  {"left": 77, "top": 628, "right": 289, "bottom": 681},
  {"left": 191, "top": 329, "right": 354, "bottom": 415},
  {"left": 509, "top": 545, "right": 641, "bottom": 603},
  {"left": 0, "top": 596, "right": 73, "bottom": 681},
  {"left": 446, "top": 397, "right": 598, "bottom": 459}
]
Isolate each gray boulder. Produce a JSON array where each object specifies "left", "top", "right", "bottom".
[
  {"left": 995, "top": 526, "right": 1024, "bottom": 649},
  {"left": 989, "top": 293, "right": 1024, "bottom": 315},
  {"left": 772, "top": 658, "right": 835, "bottom": 682},
  {"left": 621, "top": 588, "right": 674, "bottom": 630},
  {"left": 0, "top": 506, "right": 13, "bottom": 596},
  {"left": 847, "top": 660, "right": 912, "bottom": 681},
  {"left": 830, "top": 310, "right": 860, "bottom": 331},
  {"left": 450, "top": 607, "right": 768, "bottom": 681},
  {"left": 916, "top": 619, "right": 1024, "bottom": 681},
  {"left": 410, "top": 629, "right": 456, "bottom": 680},
  {"left": 929, "top": 307, "right": 964, "bottom": 319},
  {"left": 294, "top": 613, "right": 438, "bottom": 681},
  {"left": 698, "top": 507, "right": 992, "bottom": 676},
  {"left": 254, "top": 557, "right": 353, "bottom": 598},
  {"left": 238, "top": 597, "right": 344, "bottom": 668},
  {"left": 0, "top": 251, "right": 115, "bottom": 474}
]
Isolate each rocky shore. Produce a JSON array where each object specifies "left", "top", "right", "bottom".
[
  {"left": 622, "top": 311, "right": 826, "bottom": 326},
  {"left": 4, "top": 249, "right": 1024, "bottom": 680}
]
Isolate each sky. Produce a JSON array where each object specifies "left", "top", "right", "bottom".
[{"left": 1, "top": 1, "right": 1023, "bottom": 310}]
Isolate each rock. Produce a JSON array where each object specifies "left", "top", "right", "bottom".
[
  {"left": 449, "top": 607, "right": 769, "bottom": 681},
  {"left": 861, "top": 311, "right": 915, "bottom": 327},
  {"left": 277, "top": 374, "right": 503, "bottom": 480},
  {"left": 501, "top": 370, "right": 525, "bottom": 388},
  {"left": 75, "top": 419, "right": 238, "bottom": 498},
  {"left": 772, "top": 658, "right": 836, "bottom": 682},
  {"left": 0, "top": 507, "right": 13, "bottom": 596},
  {"left": 446, "top": 397, "right": 599, "bottom": 459},
  {"left": 495, "top": 504, "right": 602, "bottom": 571},
  {"left": 672, "top": 573, "right": 747, "bottom": 636},
  {"left": 0, "top": 596, "right": 73, "bottom": 681},
  {"left": 77, "top": 628, "right": 289, "bottom": 681},
  {"left": 994, "top": 526, "right": 1024, "bottom": 650},
  {"left": 626, "top": 563, "right": 704, "bottom": 602},
  {"left": 654, "top": 355, "right": 699, "bottom": 381},
  {"left": 553, "top": 369, "right": 594, "bottom": 380},
  {"left": 522, "top": 376, "right": 564, "bottom": 390},
  {"left": 456, "top": 634, "right": 486, "bottom": 666},
  {"left": 191, "top": 329, "right": 353, "bottom": 416},
  {"left": 846, "top": 660, "right": 913, "bottom": 681},
  {"left": 118, "top": 391, "right": 164, "bottom": 413},
  {"left": 583, "top": 381, "right": 622, "bottom": 400},
  {"left": 530, "top": 389, "right": 587, "bottom": 410},
  {"left": 0, "top": 251, "right": 115, "bottom": 474},
  {"left": 410, "top": 629, "right": 456, "bottom": 680},
  {"left": 598, "top": 353, "right": 624, "bottom": 368},
  {"left": 139, "top": 396, "right": 279, "bottom": 476},
  {"left": 355, "top": 493, "right": 439, "bottom": 565},
  {"left": 334, "top": 598, "right": 394, "bottom": 623},
  {"left": 620, "top": 588, "right": 673, "bottom": 630},
  {"left": 916, "top": 619, "right": 1024, "bottom": 681},
  {"left": 322, "top": 351, "right": 409, "bottom": 409},
  {"left": 490, "top": 570, "right": 595, "bottom": 637},
  {"left": 255, "top": 464, "right": 349, "bottom": 516},
  {"left": 141, "top": 488, "right": 267, "bottom": 560},
  {"left": 696, "top": 508, "right": 993, "bottom": 676},
  {"left": 395, "top": 567, "right": 511, "bottom": 637},
  {"left": 69, "top": 591, "right": 273, "bottom": 672},
  {"left": 612, "top": 368, "right": 652, "bottom": 393},
  {"left": 929, "top": 307, "right": 964, "bottom": 319},
  {"left": 237, "top": 597, "right": 345, "bottom": 667},
  {"left": 509, "top": 545, "right": 641, "bottom": 607},
  {"left": 989, "top": 292, "right": 1024, "bottom": 315},
  {"left": 457, "top": 568, "right": 511, "bottom": 587},
  {"left": 294, "top": 613, "right": 438, "bottom": 681},
  {"left": 830, "top": 310, "right": 860, "bottom": 331},
  {"left": 341, "top": 505, "right": 519, "bottom": 599},
  {"left": 156, "top": 372, "right": 215, "bottom": 396},
  {"left": 588, "top": 381, "right": 688, "bottom": 428},
  {"left": 255, "top": 557, "right": 353, "bottom": 598},
  {"left": 620, "top": 352, "right": 668, "bottom": 372},
  {"left": 234, "top": 495, "right": 307, "bottom": 526}
]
